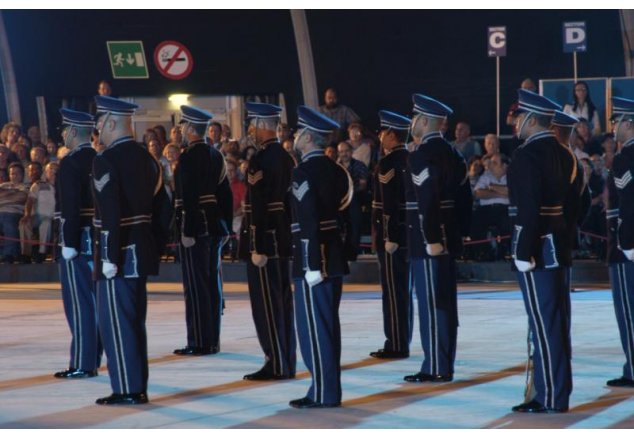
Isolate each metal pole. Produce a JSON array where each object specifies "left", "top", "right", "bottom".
[
  {"left": 496, "top": 56, "right": 500, "bottom": 136},
  {"left": 36, "top": 96, "right": 48, "bottom": 142},
  {"left": 0, "top": 11, "right": 21, "bottom": 124},
  {"left": 290, "top": 10, "right": 319, "bottom": 108},
  {"left": 573, "top": 51, "right": 578, "bottom": 82}
]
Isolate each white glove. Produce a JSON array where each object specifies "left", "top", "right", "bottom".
[
  {"left": 623, "top": 249, "right": 634, "bottom": 262},
  {"left": 304, "top": 270, "right": 323, "bottom": 287},
  {"left": 384, "top": 241, "right": 399, "bottom": 254},
  {"left": 426, "top": 243, "right": 444, "bottom": 256},
  {"left": 102, "top": 261, "right": 118, "bottom": 279},
  {"left": 61, "top": 247, "right": 78, "bottom": 261},
  {"left": 181, "top": 235, "right": 196, "bottom": 248},
  {"left": 251, "top": 253, "right": 268, "bottom": 267},
  {"left": 514, "top": 258, "right": 536, "bottom": 272}
]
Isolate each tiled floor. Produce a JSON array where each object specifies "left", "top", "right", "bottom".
[{"left": 0, "top": 281, "right": 632, "bottom": 429}]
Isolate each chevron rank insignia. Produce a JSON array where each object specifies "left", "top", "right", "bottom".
[
  {"left": 378, "top": 169, "right": 395, "bottom": 184},
  {"left": 615, "top": 171, "right": 632, "bottom": 190},
  {"left": 247, "top": 170, "right": 263, "bottom": 185},
  {"left": 293, "top": 181, "right": 309, "bottom": 201},
  {"left": 412, "top": 168, "right": 430, "bottom": 186},
  {"left": 93, "top": 173, "right": 110, "bottom": 192}
]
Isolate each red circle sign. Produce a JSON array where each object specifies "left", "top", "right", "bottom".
[{"left": 154, "top": 40, "right": 193, "bottom": 80}]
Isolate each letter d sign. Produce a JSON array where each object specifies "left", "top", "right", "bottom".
[{"left": 563, "top": 22, "right": 587, "bottom": 53}]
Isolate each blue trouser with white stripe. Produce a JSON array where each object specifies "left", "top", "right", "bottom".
[
  {"left": 294, "top": 276, "right": 343, "bottom": 405},
  {"left": 97, "top": 277, "right": 148, "bottom": 394},
  {"left": 179, "top": 236, "right": 223, "bottom": 349},
  {"left": 412, "top": 255, "right": 458, "bottom": 376},
  {"left": 377, "top": 248, "right": 413, "bottom": 353},
  {"left": 609, "top": 262, "right": 634, "bottom": 380},
  {"left": 247, "top": 258, "right": 296, "bottom": 376},
  {"left": 59, "top": 255, "right": 102, "bottom": 370},
  {"left": 517, "top": 268, "right": 571, "bottom": 410}
]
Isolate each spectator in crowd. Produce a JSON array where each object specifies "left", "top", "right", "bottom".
[
  {"left": 221, "top": 140, "right": 241, "bottom": 158},
  {"left": 602, "top": 133, "right": 617, "bottom": 170},
  {"left": 482, "top": 133, "right": 502, "bottom": 159},
  {"left": 337, "top": 141, "right": 369, "bottom": 259},
  {"left": 97, "top": 80, "right": 112, "bottom": 97},
  {"left": 580, "top": 154, "right": 607, "bottom": 259},
  {"left": 226, "top": 158, "right": 246, "bottom": 260},
  {"left": 148, "top": 139, "right": 171, "bottom": 193},
  {"left": 243, "top": 145, "right": 257, "bottom": 161},
  {"left": 570, "top": 127, "right": 590, "bottom": 161},
  {"left": 0, "top": 163, "right": 29, "bottom": 263},
  {"left": 153, "top": 124, "right": 168, "bottom": 147},
  {"left": 347, "top": 122, "right": 373, "bottom": 168},
  {"left": 0, "top": 145, "right": 12, "bottom": 176},
  {"left": 1, "top": 121, "right": 21, "bottom": 150},
  {"left": 45, "top": 139, "right": 58, "bottom": 162},
  {"left": 90, "top": 128, "right": 105, "bottom": 154},
  {"left": 57, "top": 146, "right": 70, "bottom": 160},
  {"left": 162, "top": 143, "right": 180, "bottom": 194},
  {"left": 319, "top": 87, "right": 360, "bottom": 134},
  {"left": 30, "top": 145, "right": 48, "bottom": 169},
  {"left": 471, "top": 153, "right": 511, "bottom": 260},
  {"left": 451, "top": 121, "right": 482, "bottom": 161},
  {"left": 467, "top": 155, "right": 485, "bottom": 193},
  {"left": 324, "top": 145, "right": 337, "bottom": 161},
  {"left": 27, "top": 125, "right": 42, "bottom": 146},
  {"left": 238, "top": 159, "right": 249, "bottom": 180},
  {"left": 221, "top": 124, "right": 232, "bottom": 143},
  {"left": 19, "top": 162, "right": 56, "bottom": 263},
  {"left": 207, "top": 121, "right": 223, "bottom": 150},
  {"left": 0, "top": 169, "right": 8, "bottom": 183},
  {"left": 12, "top": 142, "right": 30, "bottom": 182},
  {"left": 142, "top": 128, "right": 158, "bottom": 147},
  {"left": 563, "top": 81, "right": 602, "bottom": 136},
  {"left": 281, "top": 139, "right": 299, "bottom": 163},
  {"left": 574, "top": 118, "right": 602, "bottom": 155},
  {"left": 506, "top": 78, "right": 537, "bottom": 133},
  {"left": 169, "top": 125, "right": 183, "bottom": 146},
  {"left": 276, "top": 123, "right": 292, "bottom": 144}
]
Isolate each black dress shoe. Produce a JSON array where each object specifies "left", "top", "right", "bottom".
[
  {"left": 95, "top": 392, "right": 149, "bottom": 405},
  {"left": 403, "top": 372, "right": 453, "bottom": 382},
  {"left": 289, "top": 396, "right": 341, "bottom": 408},
  {"left": 511, "top": 399, "right": 566, "bottom": 413},
  {"left": 54, "top": 368, "right": 98, "bottom": 379},
  {"left": 243, "top": 368, "right": 292, "bottom": 381},
  {"left": 607, "top": 376, "right": 634, "bottom": 387},
  {"left": 173, "top": 346, "right": 219, "bottom": 356},
  {"left": 370, "top": 349, "right": 409, "bottom": 359}
]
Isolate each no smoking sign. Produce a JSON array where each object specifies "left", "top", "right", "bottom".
[{"left": 154, "top": 41, "right": 193, "bottom": 80}]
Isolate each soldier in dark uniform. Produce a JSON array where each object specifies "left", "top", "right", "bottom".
[
  {"left": 288, "top": 105, "right": 352, "bottom": 408},
  {"left": 369, "top": 110, "right": 414, "bottom": 359},
  {"left": 507, "top": 89, "right": 576, "bottom": 413},
  {"left": 606, "top": 96, "right": 634, "bottom": 388},
  {"left": 173, "top": 105, "right": 232, "bottom": 356},
  {"left": 53, "top": 108, "right": 102, "bottom": 379},
  {"left": 404, "top": 94, "right": 472, "bottom": 384},
  {"left": 91, "top": 96, "right": 172, "bottom": 405},
  {"left": 522, "top": 109, "right": 589, "bottom": 403},
  {"left": 239, "top": 102, "right": 296, "bottom": 381}
]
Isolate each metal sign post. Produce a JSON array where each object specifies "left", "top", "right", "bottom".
[
  {"left": 488, "top": 26, "right": 507, "bottom": 136},
  {"left": 563, "top": 22, "right": 587, "bottom": 82}
]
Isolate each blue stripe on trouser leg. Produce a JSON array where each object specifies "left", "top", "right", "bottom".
[
  {"left": 246, "top": 258, "right": 294, "bottom": 376},
  {"left": 294, "top": 277, "right": 343, "bottom": 405},
  {"left": 97, "top": 277, "right": 149, "bottom": 394},
  {"left": 517, "top": 268, "right": 571, "bottom": 410},
  {"left": 208, "top": 236, "right": 224, "bottom": 349},
  {"left": 412, "top": 255, "right": 458, "bottom": 376},
  {"left": 378, "top": 248, "right": 413, "bottom": 353},
  {"left": 59, "top": 255, "right": 102, "bottom": 370},
  {"left": 180, "top": 236, "right": 213, "bottom": 348},
  {"left": 609, "top": 262, "right": 634, "bottom": 380}
]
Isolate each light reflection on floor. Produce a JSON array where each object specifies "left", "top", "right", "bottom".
[{"left": 0, "top": 282, "right": 631, "bottom": 429}]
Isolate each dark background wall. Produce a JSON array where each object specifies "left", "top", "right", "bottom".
[{"left": 1, "top": 9, "right": 625, "bottom": 138}]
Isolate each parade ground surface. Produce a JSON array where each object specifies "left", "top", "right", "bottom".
[{"left": 1, "top": 280, "right": 634, "bottom": 430}]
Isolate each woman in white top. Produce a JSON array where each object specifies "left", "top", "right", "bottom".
[{"left": 563, "top": 81, "right": 601, "bottom": 136}]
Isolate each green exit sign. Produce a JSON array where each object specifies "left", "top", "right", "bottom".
[{"left": 106, "top": 41, "right": 149, "bottom": 79}]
